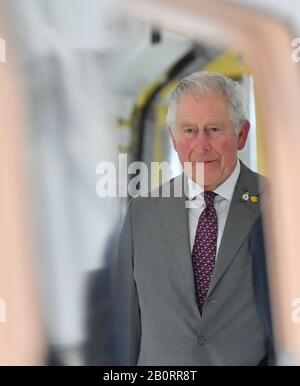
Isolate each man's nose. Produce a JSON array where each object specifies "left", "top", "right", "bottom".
[{"left": 194, "top": 131, "right": 210, "bottom": 153}]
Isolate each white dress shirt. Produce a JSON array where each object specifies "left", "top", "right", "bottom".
[{"left": 187, "top": 160, "right": 241, "bottom": 256}]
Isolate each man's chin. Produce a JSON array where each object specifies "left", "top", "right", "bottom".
[
  {"left": 182, "top": 162, "right": 221, "bottom": 188},
  {"left": 183, "top": 162, "right": 204, "bottom": 182},
  {"left": 192, "top": 174, "right": 219, "bottom": 190}
]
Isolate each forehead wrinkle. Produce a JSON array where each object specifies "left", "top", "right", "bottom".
[
  {"left": 178, "top": 121, "right": 198, "bottom": 129},
  {"left": 177, "top": 117, "right": 226, "bottom": 130},
  {"left": 177, "top": 106, "right": 226, "bottom": 121},
  {"left": 175, "top": 93, "right": 233, "bottom": 131}
]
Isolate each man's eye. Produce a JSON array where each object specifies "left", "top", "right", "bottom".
[
  {"left": 184, "top": 128, "right": 194, "bottom": 133},
  {"left": 207, "top": 127, "right": 222, "bottom": 135}
]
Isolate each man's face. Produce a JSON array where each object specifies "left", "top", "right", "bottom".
[{"left": 169, "top": 92, "right": 250, "bottom": 191}]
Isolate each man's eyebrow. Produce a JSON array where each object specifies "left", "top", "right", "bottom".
[
  {"left": 178, "top": 122, "right": 198, "bottom": 129},
  {"left": 178, "top": 120, "right": 223, "bottom": 128}
]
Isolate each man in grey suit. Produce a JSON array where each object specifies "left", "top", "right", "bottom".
[{"left": 114, "top": 71, "right": 268, "bottom": 365}]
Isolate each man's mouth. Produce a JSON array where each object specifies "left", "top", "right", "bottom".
[{"left": 190, "top": 160, "right": 217, "bottom": 163}]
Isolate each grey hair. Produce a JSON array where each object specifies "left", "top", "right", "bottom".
[{"left": 166, "top": 71, "right": 247, "bottom": 133}]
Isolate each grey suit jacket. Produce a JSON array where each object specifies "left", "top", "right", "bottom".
[{"left": 113, "top": 161, "right": 268, "bottom": 366}]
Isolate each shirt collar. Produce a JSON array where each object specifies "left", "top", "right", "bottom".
[{"left": 187, "top": 159, "right": 241, "bottom": 202}]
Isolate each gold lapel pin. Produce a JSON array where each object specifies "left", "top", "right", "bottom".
[{"left": 250, "top": 195, "right": 258, "bottom": 203}]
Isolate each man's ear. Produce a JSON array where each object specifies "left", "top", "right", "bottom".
[
  {"left": 168, "top": 127, "right": 178, "bottom": 152},
  {"left": 237, "top": 120, "right": 250, "bottom": 150}
]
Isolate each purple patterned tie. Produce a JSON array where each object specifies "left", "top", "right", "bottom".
[{"left": 192, "top": 191, "right": 218, "bottom": 314}]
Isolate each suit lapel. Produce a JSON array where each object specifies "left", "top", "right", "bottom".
[
  {"left": 207, "top": 162, "right": 262, "bottom": 296},
  {"left": 157, "top": 166, "right": 262, "bottom": 298},
  {"left": 158, "top": 175, "right": 195, "bottom": 293}
]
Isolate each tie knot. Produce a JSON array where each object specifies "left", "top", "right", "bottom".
[{"left": 203, "top": 191, "right": 216, "bottom": 207}]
